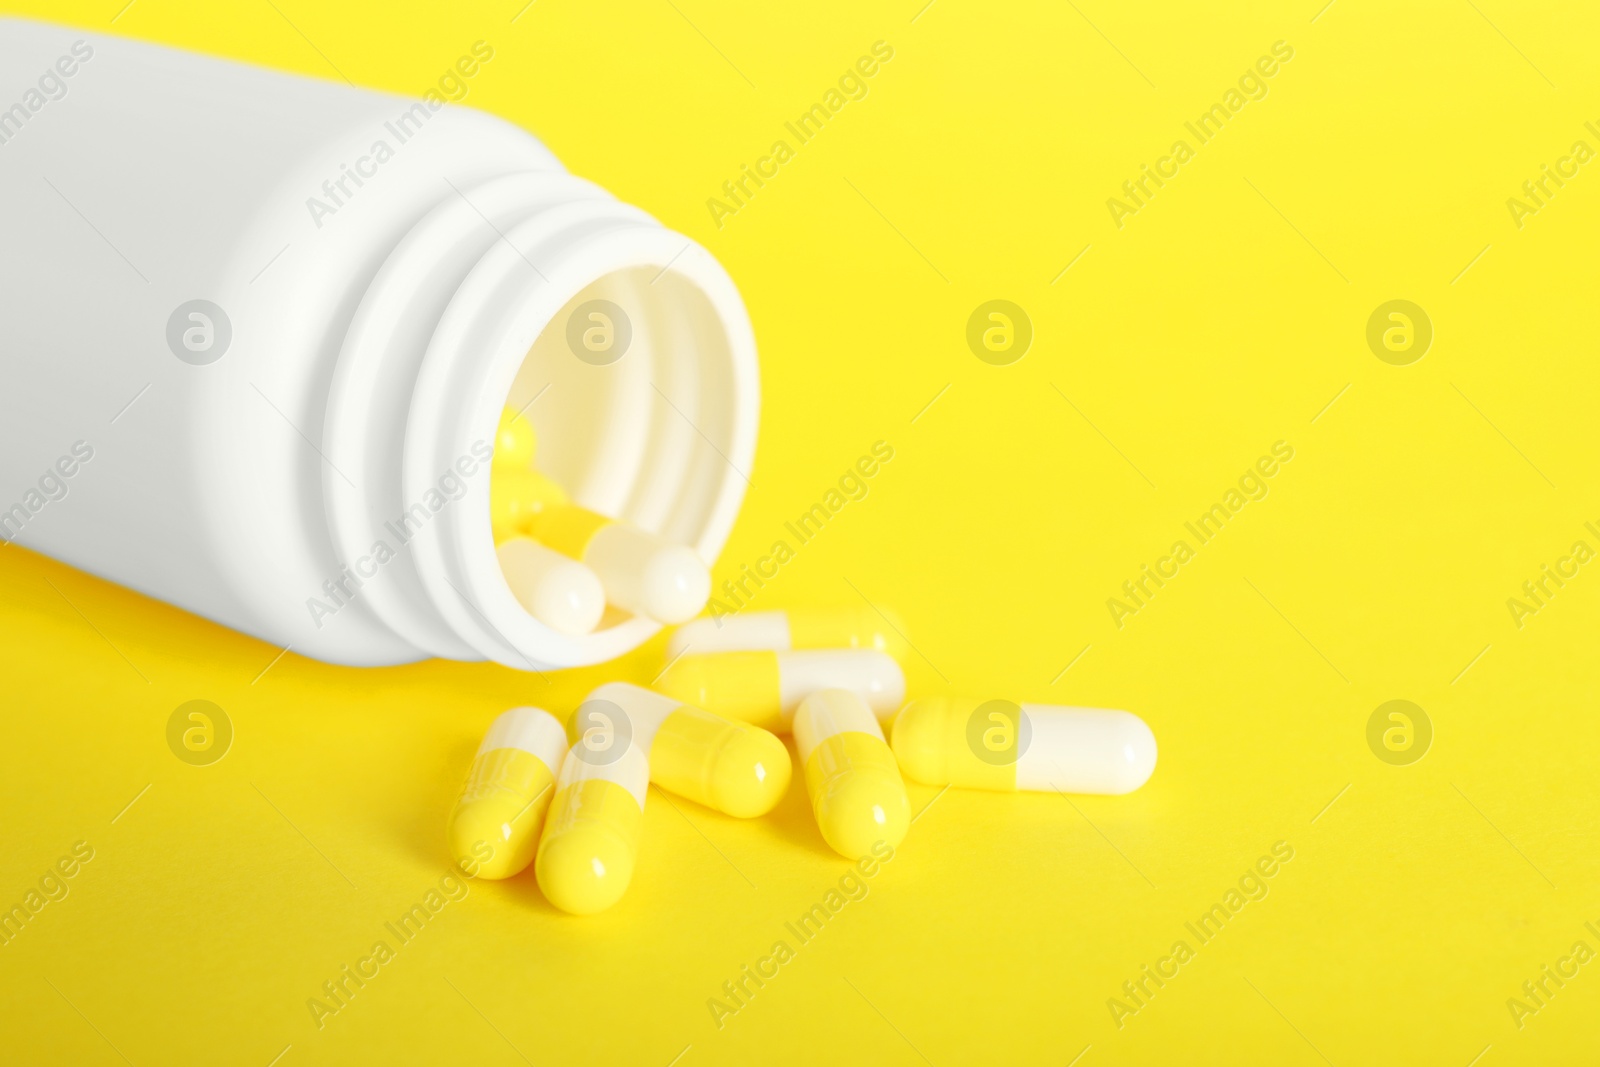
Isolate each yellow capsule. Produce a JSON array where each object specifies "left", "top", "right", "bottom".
[
  {"left": 447, "top": 707, "right": 568, "bottom": 880},
  {"left": 891, "top": 696, "right": 1157, "bottom": 795},
  {"left": 535, "top": 741, "right": 648, "bottom": 915},
  {"left": 530, "top": 503, "right": 709, "bottom": 624},
  {"left": 490, "top": 467, "right": 569, "bottom": 544},
  {"left": 579, "top": 682, "right": 790, "bottom": 818},
  {"left": 666, "top": 606, "right": 902, "bottom": 658},
  {"left": 794, "top": 689, "right": 910, "bottom": 858},
  {"left": 494, "top": 406, "right": 536, "bottom": 469},
  {"left": 655, "top": 649, "right": 904, "bottom": 734}
]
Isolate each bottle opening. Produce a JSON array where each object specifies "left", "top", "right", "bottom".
[
  {"left": 490, "top": 265, "right": 740, "bottom": 641},
  {"left": 510, "top": 266, "right": 738, "bottom": 547},
  {"left": 327, "top": 174, "right": 756, "bottom": 670},
  {"left": 442, "top": 227, "right": 758, "bottom": 671}
]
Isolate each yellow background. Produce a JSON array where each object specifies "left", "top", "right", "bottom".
[{"left": 2, "top": 0, "right": 1598, "bottom": 1063}]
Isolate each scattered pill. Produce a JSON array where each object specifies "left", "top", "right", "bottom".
[
  {"left": 794, "top": 688, "right": 910, "bottom": 858},
  {"left": 447, "top": 593, "right": 1155, "bottom": 916},
  {"left": 579, "top": 682, "right": 791, "bottom": 818},
  {"left": 656, "top": 649, "right": 905, "bottom": 734},
  {"left": 494, "top": 406, "right": 536, "bottom": 469},
  {"left": 535, "top": 740, "right": 649, "bottom": 915},
  {"left": 491, "top": 466, "right": 569, "bottom": 544},
  {"left": 531, "top": 503, "right": 710, "bottom": 624},
  {"left": 447, "top": 707, "right": 568, "bottom": 880},
  {"left": 891, "top": 697, "right": 1157, "bottom": 795},
  {"left": 666, "top": 606, "right": 900, "bottom": 658},
  {"left": 496, "top": 537, "right": 605, "bottom": 636}
]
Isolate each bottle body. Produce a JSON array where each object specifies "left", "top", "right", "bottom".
[{"left": 0, "top": 19, "right": 757, "bottom": 669}]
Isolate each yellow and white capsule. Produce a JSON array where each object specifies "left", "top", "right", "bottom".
[
  {"left": 494, "top": 406, "right": 536, "bottom": 469},
  {"left": 580, "top": 682, "right": 790, "bottom": 818},
  {"left": 656, "top": 649, "right": 904, "bottom": 734},
  {"left": 891, "top": 697, "right": 1157, "bottom": 795},
  {"left": 490, "top": 466, "right": 569, "bottom": 544},
  {"left": 496, "top": 537, "right": 605, "bottom": 636},
  {"left": 794, "top": 689, "right": 910, "bottom": 858},
  {"left": 665, "top": 606, "right": 901, "bottom": 658},
  {"left": 447, "top": 707, "right": 568, "bottom": 880},
  {"left": 534, "top": 740, "right": 649, "bottom": 915},
  {"left": 530, "top": 503, "right": 710, "bottom": 624}
]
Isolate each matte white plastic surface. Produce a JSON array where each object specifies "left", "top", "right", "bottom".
[{"left": 0, "top": 19, "right": 758, "bottom": 670}]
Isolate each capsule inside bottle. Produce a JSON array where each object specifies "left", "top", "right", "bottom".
[
  {"left": 531, "top": 504, "right": 710, "bottom": 624},
  {"left": 494, "top": 406, "right": 536, "bottom": 469}
]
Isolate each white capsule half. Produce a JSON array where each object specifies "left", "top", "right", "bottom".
[
  {"left": 655, "top": 648, "right": 905, "bottom": 734},
  {"left": 665, "top": 606, "right": 901, "bottom": 658},
  {"left": 497, "top": 537, "right": 606, "bottom": 636},
  {"left": 587, "top": 524, "right": 711, "bottom": 624},
  {"left": 582, "top": 682, "right": 679, "bottom": 751},
  {"left": 667, "top": 611, "right": 794, "bottom": 657},
  {"left": 891, "top": 697, "right": 1157, "bottom": 795},
  {"left": 779, "top": 650, "right": 905, "bottom": 718},
  {"left": 1014, "top": 705, "right": 1157, "bottom": 794}
]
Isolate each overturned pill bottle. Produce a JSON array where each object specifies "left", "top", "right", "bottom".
[{"left": 0, "top": 19, "right": 758, "bottom": 670}]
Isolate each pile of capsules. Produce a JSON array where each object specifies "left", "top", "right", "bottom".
[
  {"left": 488, "top": 407, "right": 711, "bottom": 633},
  {"left": 448, "top": 411, "right": 1158, "bottom": 915}
]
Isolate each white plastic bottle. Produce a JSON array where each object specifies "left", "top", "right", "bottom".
[{"left": 0, "top": 19, "right": 757, "bottom": 669}]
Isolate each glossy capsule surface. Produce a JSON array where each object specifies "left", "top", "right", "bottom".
[
  {"left": 447, "top": 707, "right": 568, "bottom": 879},
  {"left": 531, "top": 504, "right": 710, "bottom": 624},
  {"left": 490, "top": 467, "right": 569, "bottom": 544},
  {"left": 534, "top": 740, "right": 649, "bottom": 915},
  {"left": 581, "top": 682, "right": 790, "bottom": 817},
  {"left": 496, "top": 537, "right": 605, "bottom": 636},
  {"left": 890, "top": 697, "right": 1157, "bottom": 794},
  {"left": 665, "top": 606, "right": 900, "bottom": 658},
  {"left": 794, "top": 688, "right": 910, "bottom": 858},
  {"left": 494, "top": 406, "right": 536, "bottom": 469},
  {"left": 655, "top": 649, "right": 905, "bottom": 733}
]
